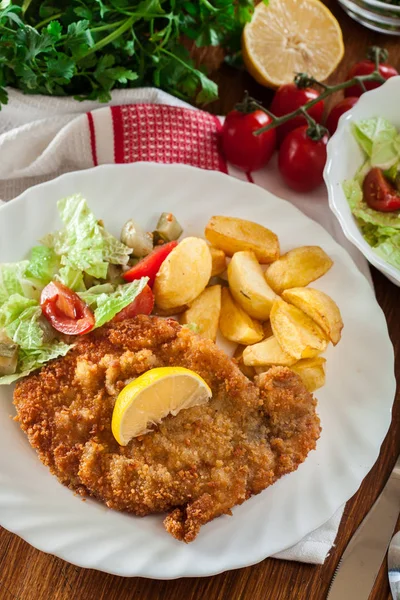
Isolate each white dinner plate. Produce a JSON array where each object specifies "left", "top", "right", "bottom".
[{"left": 0, "top": 163, "right": 395, "bottom": 578}]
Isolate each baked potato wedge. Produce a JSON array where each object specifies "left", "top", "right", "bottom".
[
  {"left": 233, "top": 345, "right": 256, "bottom": 379},
  {"left": 153, "top": 304, "right": 188, "bottom": 317},
  {"left": 154, "top": 237, "right": 212, "bottom": 310},
  {"left": 290, "top": 357, "right": 326, "bottom": 392},
  {"left": 205, "top": 216, "right": 279, "bottom": 264},
  {"left": 242, "top": 335, "right": 297, "bottom": 367},
  {"left": 228, "top": 251, "right": 277, "bottom": 320},
  {"left": 282, "top": 287, "right": 343, "bottom": 345},
  {"left": 263, "top": 321, "right": 273, "bottom": 339},
  {"left": 270, "top": 299, "right": 328, "bottom": 360},
  {"left": 209, "top": 246, "right": 227, "bottom": 277},
  {"left": 220, "top": 288, "right": 264, "bottom": 344},
  {"left": 180, "top": 285, "right": 221, "bottom": 342},
  {"left": 265, "top": 246, "right": 333, "bottom": 294}
]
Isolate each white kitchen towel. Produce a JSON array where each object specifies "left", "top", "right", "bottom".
[{"left": 0, "top": 86, "right": 370, "bottom": 565}]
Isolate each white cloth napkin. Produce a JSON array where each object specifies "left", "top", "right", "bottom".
[{"left": 0, "top": 86, "right": 372, "bottom": 565}]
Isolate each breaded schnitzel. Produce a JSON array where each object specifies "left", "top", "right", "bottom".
[{"left": 14, "top": 315, "right": 320, "bottom": 542}]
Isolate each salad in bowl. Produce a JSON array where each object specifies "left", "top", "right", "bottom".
[
  {"left": 324, "top": 75, "right": 400, "bottom": 286},
  {"left": 343, "top": 116, "right": 400, "bottom": 271}
]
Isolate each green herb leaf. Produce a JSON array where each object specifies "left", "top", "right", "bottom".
[{"left": 47, "top": 55, "right": 76, "bottom": 81}]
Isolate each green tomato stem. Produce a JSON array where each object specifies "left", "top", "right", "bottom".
[{"left": 253, "top": 70, "right": 386, "bottom": 138}]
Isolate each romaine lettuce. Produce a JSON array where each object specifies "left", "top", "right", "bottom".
[
  {"left": 352, "top": 117, "right": 400, "bottom": 169},
  {"left": 79, "top": 278, "right": 148, "bottom": 328},
  {"left": 0, "top": 262, "right": 40, "bottom": 304},
  {"left": 42, "top": 194, "right": 131, "bottom": 280},
  {"left": 343, "top": 179, "right": 400, "bottom": 271},
  {"left": 0, "top": 342, "right": 72, "bottom": 385},
  {"left": 24, "top": 246, "right": 60, "bottom": 286}
]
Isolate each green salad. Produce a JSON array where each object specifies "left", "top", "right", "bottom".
[
  {"left": 0, "top": 194, "right": 175, "bottom": 385},
  {"left": 343, "top": 116, "right": 400, "bottom": 271}
]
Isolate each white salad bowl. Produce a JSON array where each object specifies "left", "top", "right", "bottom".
[{"left": 324, "top": 75, "right": 400, "bottom": 286}]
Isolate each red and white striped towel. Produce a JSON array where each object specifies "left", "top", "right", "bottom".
[{"left": 0, "top": 86, "right": 370, "bottom": 564}]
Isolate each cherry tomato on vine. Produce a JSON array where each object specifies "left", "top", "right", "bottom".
[
  {"left": 345, "top": 60, "right": 398, "bottom": 98},
  {"left": 270, "top": 83, "right": 325, "bottom": 144},
  {"left": 40, "top": 281, "right": 95, "bottom": 335},
  {"left": 362, "top": 168, "right": 400, "bottom": 212},
  {"left": 278, "top": 126, "right": 329, "bottom": 193},
  {"left": 221, "top": 109, "right": 276, "bottom": 172},
  {"left": 326, "top": 97, "right": 358, "bottom": 135}
]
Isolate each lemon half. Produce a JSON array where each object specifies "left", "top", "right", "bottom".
[
  {"left": 112, "top": 367, "right": 212, "bottom": 446},
  {"left": 242, "top": 0, "right": 344, "bottom": 88}
]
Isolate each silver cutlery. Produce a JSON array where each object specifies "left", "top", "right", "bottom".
[
  {"left": 389, "top": 531, "right": 400, "bottom": 600},
  {"left": 327, "top": 453, "right": 400, "bottom": 599}
]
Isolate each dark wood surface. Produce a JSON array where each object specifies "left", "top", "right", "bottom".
[{"left": 1, "top": 2, "right": 400, "bottom": 598}]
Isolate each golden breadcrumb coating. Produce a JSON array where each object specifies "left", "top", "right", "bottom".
[{"left": 14, "top": 315, "right": 320, "bottom": 542}]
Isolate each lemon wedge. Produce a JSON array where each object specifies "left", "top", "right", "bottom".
[
  {"left": 242, "top": 0, "right": 344, "bottom": 88},
  {"left": 111, "top": 367, "right": 212, "bottom": 446}
]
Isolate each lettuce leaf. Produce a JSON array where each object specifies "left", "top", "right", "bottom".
[
  {"left": 343, "top": 179, "right": 400, "bottom": 271},
  {"left": 42, "top": 194, "right": 131, "bottom": 280},
  {"left": 0, "top": 342, "right": 72, "bottom": 385},
  {"left": 343, "top": 179, "right": 400, "bottom": 229},
  {"left": 55, "top": 263, "right": 86, "bottom": 292},
  {"left": 352, "top": 117, "right": 400, "bottom": 169},
  {"left": 0, "top": 293, "right": 74, "bottom": 384},
  {"left": 0, "top": 294, "right": 45, "bottom": 349},
  {"left": 79, "top": 283, "right": 114, "bottom": 307},
  {"left": 0, "top": 262, "right": 41, "bottom": 304},
  {"left": 79, "top": 278, "right": 148, "bottom": 328},
  {"left": 24, "top": 246, "right": 60, "bottom": 286}
]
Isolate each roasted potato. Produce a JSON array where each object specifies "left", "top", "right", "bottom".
[
  {"left": 228, "top": 251, "right": 277, "bottom": 320},
  {"left": 233, "top": 345, "right": 256, "bottom": 379},
  {"left": 265, "top": 246, "right": 333, "bottom": 294},
  {"left": 205, "top": 216, "right": 279, "bottom": 264},
  {"left": 154, "top": 237, "right": 212, "bottom": 310},
  {"left": 220, "top": 288, "right": 264, "bottom": 344},
  {"left": 282, "top": 287, "right": 343, "bottom": 345},
  {"left": 209, "top": 246, "right": 227, "bottom": 276},
  {"left": 243, "top": 335, "right": 297, "bottom": 367},
  {"left": 263, "top": 321, "right": 273, "bottom": 339},
  {"left": 290, "top": 357, "right": 326, "bottom": 392},
  {"left": 270, "top": 299, "right": 328, "bottom": 360},
  {"left": 153, "top": 304, "right": 188, "bottom": 317},
  {"left": 180, "top": 285, "right": 221, "bottom": 342}
]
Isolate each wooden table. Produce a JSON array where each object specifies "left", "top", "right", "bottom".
[{"left": 1, "top": 2, "right": 399, "bottom": 599}]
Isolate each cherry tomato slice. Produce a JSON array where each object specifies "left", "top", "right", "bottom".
[
  {"left": 270, "top": 83, "right": 325, "bottom": 144},
  {"left": 326, "top": 97, "right": 358, "bottom": 136},
  {"left": 41, "top": 281, "right": 95, "bottom": 335},
  {"left": 123, "top": 241, "right": 178, "bottom": 287},
  {"left": 345, "top": 60, "right": 398, "bottom": 98},
  {"left": 278, "top": 126, "right": 328, "bottom": 193},
  {"left": 112, "top": 285, "right": 155, "bottom": 322},
  {"left": 221, "top": 109, "right": 276, "bottom": 172},
  {"left": 362, "top": 168, "right": 400, "bottom": 212}
]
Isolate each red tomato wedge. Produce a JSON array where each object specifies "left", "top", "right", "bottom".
[
  {"left": 41, "top": 281, "right": 95, "bottom": 335},
  {"left": 362, "top": 168, "right": 400, "bottom": 212},
  {"left": 123, "top": 241, "right": 178, "bottom": 287},
  {"left": 113, "top": 285, "right": 155, "bottom": 322}
]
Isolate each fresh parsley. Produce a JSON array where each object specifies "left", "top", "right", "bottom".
[{"left": 0, "top": 0, "right": 256, "bottom": 107}]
